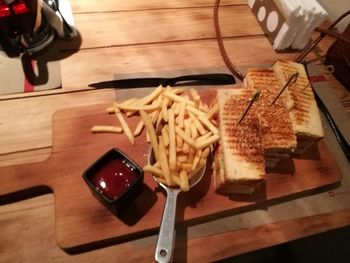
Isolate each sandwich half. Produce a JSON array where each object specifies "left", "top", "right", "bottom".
[
  {"left": 244, "top": 68, "right": 297, "bottom": 167},
  {"left": 215, "top": 89, "right": 265, "bottom": 194},
  {"left": 273, "top": 60, "right": 324, "bottom": 153}
]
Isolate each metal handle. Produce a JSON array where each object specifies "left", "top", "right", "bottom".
[{"left": 155, "top": 187, "right": 180, "bottom": 263}]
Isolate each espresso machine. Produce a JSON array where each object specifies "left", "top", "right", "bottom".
[{"left": 0, "top": 0, "right": 76, "bottom": 57}]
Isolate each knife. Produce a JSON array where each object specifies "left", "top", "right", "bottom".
[
  {"left": 303, "top": 61, "right": 350, "bottom": 162},
  {"left": 88, "top": 73, "right": 236, "bottom": 89}
]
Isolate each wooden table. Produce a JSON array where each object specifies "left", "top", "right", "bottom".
[{"left": 1, "top": 1, "right": 350, "bottom": 262}]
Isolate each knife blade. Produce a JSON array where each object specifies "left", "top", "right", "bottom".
[
  {"left": 303, "top": 61, "right": 350, "bottom": 162},
  {"left": 88, "top": 73, "right": 236, "bottom": 89}
]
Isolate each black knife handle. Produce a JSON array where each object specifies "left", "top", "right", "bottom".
[{"left": 162, "top": 74, "right": 235, "bottom": 86}]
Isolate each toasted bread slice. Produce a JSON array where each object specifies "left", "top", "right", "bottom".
[
  {"left": 273, "top": 60, "right": 324, "bottom": 142},
  {"left": 215, "top": 89, "right": 265, "bottom": 194},
  {"left": 214, "top": 145, "right": 259, "bottom": 194},
  {"left": 245, "top": 68, "right": 297, "bottom": 153}
]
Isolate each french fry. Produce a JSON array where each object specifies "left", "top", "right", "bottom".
[
  {"left": 182, "top": 141, "right": 190, "bottom": 154},
  {"left": 106, "top": 106, "right": 115, "bottom": 114},
  {"left": 155, "top": 92, "right": 163, "bottom": 104},
  {"left": 190, "top": 120, "right": 198, "bottom": 139},
  {"left": 156, "top": 174, "right": 179, "bottom": 187},
  {"left": 200, "top": 102, "right": 209, "bottom": 112},
  {"left": 151, "top": 110, "right": 160, "bottom": 124},
  {"left": 183, "top": 94, "right": 190, "bottom": 102},
  {"left": 126, "top": 110, "right": 138, "bottom": 117},
  {"left": 143, "top": 165, "right": 163, "bottom": 177},
  {"left": 179, "top": 170, "right": 189, "bottom": 192},
  {"left": 91, "top": 125, "right": 123, "bottom": 133},
  {"left": 114, "top": 105, "right": 134, "bottom": 145},
  {"left": 174, "top": 102, "right": 181, "bottom": 116},
  {"left": 162, "top": 97, "right": 170, "bottom": 122},
  {"left": 115, "top": 99, "right": 161, "bottom": 112},
  {"left": 163, "top": 92, "right": 195, "bottom": 106},
  {"left": 207, "top": 103, "right": 219, "bottom": 120},
  {"left": 177, "top": 155, "right": 187, "bottom": 163},
  {"left": 158, "top": 136, "right": 172, "bottom": 186},
  {"left": 190, "top": 88, "right": 200, "bottom": 106},
  {"left": 140, "top": 110, "right": 159, "bottom": 161},
  {"left": 176, "top": 134, "right": 183, "bottom": 148},
  {"left": 139, "top": 86, "right": 163, "bottom": 105},
  {"left": 133, "top": 119, "right": 144, "bottom": 136},
  {"left": 161, "top": 125, "right": 169, "bottom": 147},
  {"left": 170, "top": 102, "right": 177, "bottom": 112},
  {"left": 189, "top": 112, "right": 207, "bottom": 135},
  {"left": 146, "top": 131, "right": 150, "bottom": 142},
  {"left": 186, "top": 105, "right": 206, "bottom": 116},
  {"left": 196, "top": 131, "right": 212, "bottom": 143},
  {"left": 168, "top": 109, "right": 177, "bottom": 171},
  {"left": 123, "top": 98, "right": 143, "bottom": 117},
  {"left": 192, "top": 150, "right": 202, "bottom": 170},
  {"left": 182, "top": 119, "right": 190, "bottom": 153},
  {"left": 196, "top": 134, "right": 220, "bottom": 150},
  {"left": 180, "top": 163, "right": 192, "bottom": 172},
  {"left": 198, "top": 101, "right": 204, "bottom": 110},
  {"left": 201, "top": 147, "right": 210, "bottom": 158},
  {"left": 127, "top": 97, "right": 159, "bottom": 118},
  {"left": 198, "top": 115, "right": 219, "bottom": 135},
  {"left": 120, "top": 97, "right": 139, "bottom": 106},
  {"left": 175, "top": 126, "right": 196, "bottom": 148},
  {"left": 156, "top": 110, "right": 163, "bottom": 128},
  {"left": 177, "top": 102, "right": 186, "bottom": 128},
  {"left": 170, "top": 87, "right": 185, "bottom": 95},
  {"left": 188, "top": 148, "right": 195, "bottom": 164},
  {"left": 189, "top": 159, "right": 206, "bottom": 179},
  {"left": 107, "top": 98, "right": 139, "bottom": 114},
  {"left": 211, "top": 119, "right": 218, "bottom": 126},
  {"left": 170, "top": 174, "right": 181, "bottom": 186}
]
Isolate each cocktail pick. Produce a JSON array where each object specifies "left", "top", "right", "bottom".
[
  {"left": 302, "top": 82, "right": 312, "bottom": 91},
  {"left": 238, "top": 91, "right": 260, "bottom": 124},
  {"left": 271, "top": 72, "right": 299, "bottom": 105}
]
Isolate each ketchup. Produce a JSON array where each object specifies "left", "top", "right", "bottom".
[{"left": 90, "top": 158, "right": 138, "bottom": 201}]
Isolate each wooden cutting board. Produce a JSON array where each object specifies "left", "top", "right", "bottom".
[{"left": 0, "top": 89, "right": 341, "bottom": 253}]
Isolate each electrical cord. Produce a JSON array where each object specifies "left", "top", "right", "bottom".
[{"left": 213, "top": 0, "right": 244, "bottom": 81}]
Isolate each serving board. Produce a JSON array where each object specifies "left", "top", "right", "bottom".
[{"left": 0, "top": 88, "right": 341, "bottom": 253}]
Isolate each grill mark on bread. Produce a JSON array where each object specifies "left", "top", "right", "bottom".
[
  {"left": 245, "top": 69, "right": 296, "bottom": 150},
  {"left": 276, "top": 63, "right": 317, "bottom": 126},
  {"left": 221, "top": 90, "right": 264, "bottom": 165},
  {"left": 274, "top": 60, "right": 324, "bottom": 150}
]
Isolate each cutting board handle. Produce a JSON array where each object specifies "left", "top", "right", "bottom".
[{"left": 0, "top": 160, "right": 52, "bottom": 203}]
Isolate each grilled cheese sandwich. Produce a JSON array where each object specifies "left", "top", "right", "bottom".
[
  {"left": 245, "top": 68, "right": 297, "bottom": 166},
  {"left": 215, "top": 89, "right": 265, "bottom": 194},
  {"left": 273, "top": 60, "right": 324, "bottom": 153}
]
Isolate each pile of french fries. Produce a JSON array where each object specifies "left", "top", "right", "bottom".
[{"left": 91, "top": 86, "right": 220, "bottom": 191}]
